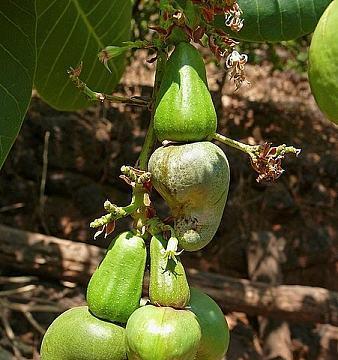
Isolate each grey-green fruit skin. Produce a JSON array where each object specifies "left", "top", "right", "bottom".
[
  {"left": 189, "top": 288, "right": 230, "bottom": 360},
  {"left": 154, "top": 42, "right": 217, "bottom": 142},
  {"left": 126, "top": 305, "right": 201, "bottom": 360},
  {"left": 87, "top": 231, "right": 146, "bottom": 323},
  {"left": 40, "top": 306, "right": 126, "bottom": 360},
  {"left": 149, "top": 234, "right": 190, "bottom": 308},
  {"left": 148, "top": 142, "right": 230, "bottom": 251}
]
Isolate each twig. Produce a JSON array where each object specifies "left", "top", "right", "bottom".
[
  {"left": 0, "top": 203, "right": 25, "bottom": 213},
  {"left": 0, "top": 276, "right": 38, "bottom": 285},
  {"left": 23, "top": 312, "right": 45, "bottom": 335},
  {"left": 21, "top": 296, "right": 62, "bottom": 307},
  {"left": 213, "top": 132, "right": 256, "bottom": 153},
  {"left": 90, "top": 192, "right": 142, "bottom": 229},
  {"left": 213, "top": 132, "right": 301, "bottom": 182},
  {"left": 0, "top": 299, "right": 65, "bottom": 313},
  {"left": 0, "top": 222, "right": 337, "bottom": 325},
  {"left": 68, "top": 64, "right": 150, "bottom": 107},
  {"left": 0, "top": 309, "right": 22, "bottom": 359},
  {"left": 0, "top": 285, "right": 36, "bottom": 297},
  {"left": 138, "top": 49, "right": 167, "bottom": 170},
  {"left": 39, "top": 131, "right": 50, "bottom": 234}
]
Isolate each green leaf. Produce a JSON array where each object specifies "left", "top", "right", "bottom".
[
  {"left": 35, "top": 0, "right": 132, "bottom": 111},
  {"left": 214, "top": 0, "right": 332, "bottom": 42},
  {"left": 0, "top": 1, "right": 37, "bottom": 169}
]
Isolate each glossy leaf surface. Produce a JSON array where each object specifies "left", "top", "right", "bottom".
[
  {"left": 214, "top": 0, "right": 332, "bottom": 42},
  {"left": 35, "top": 0, "right": 132, "bottom": 110},
  {"left": 0, "top": 1, "right": 36, "bottom": 168}
]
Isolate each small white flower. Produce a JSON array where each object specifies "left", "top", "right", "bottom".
[{"left": 225, "top": 50, "right": 250, "bottom": 91}]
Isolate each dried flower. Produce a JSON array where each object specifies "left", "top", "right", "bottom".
[
  {"left": 225, "top": 50, "right": 250, "bottom": 90},
  {"left": 224, "top": 3, "right": 244, "bottom": 32},
  {"left": 93, "top": 220, "right": 116, "bottom": 239},
  {"left": 250, "top": 143, "right": 301, "bottom": 183}
]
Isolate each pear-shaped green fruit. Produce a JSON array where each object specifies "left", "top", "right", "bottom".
[
  {"left": 148, "top": 142, "right": 230, "bottom": 251},
  {"left": 308, "top": 0, "right": 338, "bottom": 124},
  {"left": 149, "top": 234, "right": 190, "bottom": 308},
  {"left": 126, "top": 305, "right": 201, "bottom": 360},
  {"left": 189, "top": 288, "right": 230, "bottom": 360},
  {"left": 40, "top": 306, "right": 126, "bottom": 360},
  {"left": 87, "top": 231, "right": 146, "bottom": 323},
  {"left": 154, "top": 42, "right": 217, "bottom": 142}
]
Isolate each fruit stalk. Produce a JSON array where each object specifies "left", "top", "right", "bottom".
[
  {"left": 138, "top": 49, "right": 167, "bottom": 170},
  {"left": 89, "top": 187, "right": 144, "bottom": 228},
  {"left": 213, "top": 132, "right": 301, "bottom": 182},
  {"left": 68, "top": 64, "right": 149, "bottom": 107}
]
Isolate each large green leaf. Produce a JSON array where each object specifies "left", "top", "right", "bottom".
[
  {"left": 214, "top": 0, "right": 332, "bottom": 42},
  {"left": 35, "top": 0, "right": 132, "bottom": 110},
  {"left": 0, "top": 1, "right": 36, "bottom": 169}
]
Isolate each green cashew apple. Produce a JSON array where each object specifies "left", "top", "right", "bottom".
[
  {"left": 308, "top": 0, "right": 338, "bottom": 124},
  {"left": 40, "top": 306, "right": 126, "bottom": 360},
  {"left": 126, "top": 305, "right": 201, "bottom": 360},
  {"left": 189, "top": 288, "right": 230, "bottom": 360},
  {"left": 148, "top": 142, "right": 230, "bottom": 251},
  {"left": 87, "top": 231, "right": 146, "bottom": 323},
  {"left": 154, "top": 42, "right": 217, "bottom": 142},
  {"left": 149, "top": 234, "right": 190, "bottom": 308}
]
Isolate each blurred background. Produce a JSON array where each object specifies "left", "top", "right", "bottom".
[{"left": 0, "top": 1, "right": 337, "bottom": 359}]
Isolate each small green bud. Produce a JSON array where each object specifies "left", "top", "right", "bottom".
[
  {"left": 99, "top": 46, "right": 128, "bottom": 60},
  {"left": 98, "top": 46, "right": 129, "bottom": 72}
]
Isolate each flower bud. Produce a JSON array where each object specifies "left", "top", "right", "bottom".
[{"left": 98, "top": 46, "right": 129, "bottom": 72}]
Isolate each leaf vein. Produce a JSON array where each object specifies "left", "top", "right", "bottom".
[
  {"left": 8, "top": 0, "right": 32, "bottom": 16},
  {"left": 295, "top": 0, "right": 305, "bottom": 34},
  {"left": 0, "top": 10, "right": 29, "bottom": 40},
  {"left": 275, "top": 0, "right": 285, "bottom": 40},
  {"left": 255, "top": 0, "right": 263, "bottom": 41},
  {"left": 0, "top": 43, "right": 30, "bottom": 79},
  {"left": 37, "top": 0, "right": 59, "bottom": 20},
  {"left": 37, "top": 1, "right": 72, "bottom": 57},
  {"left": 41, "top": 14, "right": 80, "bottom": 93},
  {"left": 71, "top": 0, "right": 104, "bottom": 48},
  {"left": 0, "top": 82, "right": 22, "bottom": 119},
  {"left": 84, "top": 0, "right": 105, "bottom": 17},
  {"left": 100, "top": 1, "right": 129, "bottom": 39},
  {"left": 93, "top": 1, "right": 120, "bottom": 31}
]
